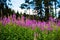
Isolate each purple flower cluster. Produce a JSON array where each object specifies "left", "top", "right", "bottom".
[{"left": 0, "top": 14, "right": 60, "bottom": 31}]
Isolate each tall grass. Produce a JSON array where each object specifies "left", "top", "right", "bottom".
[{"left": 0, "top": 14, "right": 60, "bottom": 40}]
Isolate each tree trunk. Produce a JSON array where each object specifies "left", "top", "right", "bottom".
[
  {"left": 55, "top": 2, "right": 56, "bottom": 17},
  {"left": 45, "top": 3, "right": 49, "bottom": 21}
]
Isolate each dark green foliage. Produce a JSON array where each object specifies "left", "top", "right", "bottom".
[
  {"left": 25, "top": 0, "right": 29, "bottom": 3},
  {"left": 0, "top": 0, "right": 12, "bottom": 18},
  {"left": 16, "top": 11, "right": 20, "bottom": 19},
  {"left": 34, "top": 0, "right": 43, "bottom": 20},
  {"left": 58, "top": 11, "right": 60, "bottom": 19}
]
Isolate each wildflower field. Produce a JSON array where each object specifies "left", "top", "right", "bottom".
[{"left": 0, "top": 14, "right": 60, "bottom": 40}]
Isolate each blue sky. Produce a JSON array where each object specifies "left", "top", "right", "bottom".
[
  {"left": 8, "top": 0, "right": 25, "bottom": 9},
  {"left": 8, "top": 0, "right": 60, "bottom": 10},
  {"left": 9, "top": 0, "right": 60, "bottom": 8},
  {"left": 7, "top": 0, "right": 34, "bottom": 12},
  {"left": 8, "top": 0, "right": 33, "bottom": 9},
  {"left": 7, "top": 0, "right": 60, "bottom": 17},
  {"left": 11, "top": 0, "right": 25, "bottom": 8},
  {"left": 7, "top": 0, "right": 60, "bottom": 13}
]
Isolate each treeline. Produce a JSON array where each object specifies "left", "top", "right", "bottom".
[
  {"left": 20, "top": 0, "right": 60, "bottom": 21},
  {"left": 0, "top": 0, "right": 60, "bottom": 21}
]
